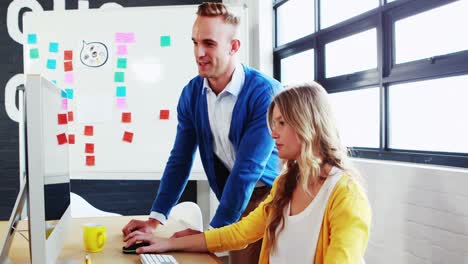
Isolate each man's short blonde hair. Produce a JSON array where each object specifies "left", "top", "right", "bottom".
[{"left": 196, "top": 2, "right": 240, "bottom": 26}]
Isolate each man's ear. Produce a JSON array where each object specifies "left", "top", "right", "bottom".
[{"left": 230, "top": 39, "right": 241, "bottom": 55}]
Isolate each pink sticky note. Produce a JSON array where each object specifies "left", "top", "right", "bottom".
[
  {"left": 115, "top": 32, "right": 135, "bottom": 43},
  {"left": 61, "top": 98, "right": 68, "bottom": 110},
  {"left": 64, "top": 72, "right": 74, "bottom": 84},
  {"left": 117, "top": 45, "right": 128, "bottom": 56},
  {"left": 116, "top": 97, "right": 127, "bottom": 109}
]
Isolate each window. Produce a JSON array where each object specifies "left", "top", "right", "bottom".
[
  {"left": 321, "top": 0, "right": 378, "bottom": 29},
  {"left": 329, "top": 87, "right": 380, "bottom": 148},
  {"left": 274, "top": 0, "right": 468, "bottom": 167},
  {"left": 389, "top": 75, "right": 468, "bottom": 153},
  {"left": 325, "top": 29, "right": 377, "bottom": 78},
  {"left": 395, "top": 1, "right": 468, "bottom": 64},
  {"left": 280, "top": 49, "right": 314, "bottom": 85},
  {"left": 276, "top": 0, "right": 315, "bottom": 46}
]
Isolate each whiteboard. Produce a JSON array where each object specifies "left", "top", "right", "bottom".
[{"left": 22, "top": 5, "right": 249, "bottom": 180}]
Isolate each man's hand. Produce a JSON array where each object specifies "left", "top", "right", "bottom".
[
  {"left": 170, "top": 228, "right": 202, "bottom": 238},
  {"left": 122, "top": 218, "right": 160, "bottom": 240}
]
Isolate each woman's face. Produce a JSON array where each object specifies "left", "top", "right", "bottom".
[{"left": 270, "top": 106, "right": 302, "bottom": 160}]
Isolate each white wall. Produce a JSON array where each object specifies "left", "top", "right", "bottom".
[{"left": 356, "top": 159, "right": 468, "bottom": 263}]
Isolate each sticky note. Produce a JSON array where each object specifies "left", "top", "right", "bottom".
[
  {"left": 116, "top": 97, "right": 127, "bottom": 109},
  {"left": 47, "top": 59, "right": 57, "bottom": 70},
  {"left": 27, "top": 34, "right": 37, "bottom": 44},
  {"left": 64, "top": 72, "right": 74, "bottom": 84},
  {"left": 123, "top": 131, "right": 133, "bottom": 143},
  {"left": 86, "top": 155, "right": 95, "bottom": 166},
  {"left": 64, "top": 50, "right": 73, "bottom": 60},
  {"left": 115, "top": 32, "right": 135, "bottom": 43},
  {"left": 68, "top": 134, "right": 75, "bottom": 144},
  {"left": 116, "top": 86, "right": 126, "bottom": 97},
  {"left": 61, "top": 90, "right": 67, "bottom": 98},
  {"left": 85, "top": 143, "right": 94, "bottom": 154},
  {"left": 122, "top": 112, "right": 131, "bottom": 123},
  {"left": 117, "top": 58, "right": 127, "bottom": 69},
  {"left": 67, "top": 111, "right": 74, "bottom": 122},
  {"left": 159, "top": 109, "right": 170, "bottom": 120},
  {"left": 57, "top": 113, "right": 68, "bottom": 125},
  {"left": 117, "top": 45, "right": 127, "bottom": 56},
  {"left": 57, "top": 133, "right": 67, "bottom": 145},
  {"left": 49, "top": 42, "right": 59, "bottom": 53},
  {"left": 51, "top": 80, "right": 57, "bottom": 84},
  {"left": 84, "top": 125, "right": 93, "bottom": 136},
  {"left": 114, "top": 72, "right": 125, "bottom": 82},
  {"left": 61, "top": 98, "right": 68, "bottom": 110},
  {"left": 64, "top": 61, "right": 73, "bottom": 72},
  {"left": 65, "top": 88, "right": 74, "bottom": 99},
  {"left": 160, "top": 35, "right": 171, "bottom": 47},
  {"left": 29, "top": 48, "right": 39, "bottom": 59}
]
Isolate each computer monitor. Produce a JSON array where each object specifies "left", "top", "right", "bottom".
[{"left": 0, "top": 75, "right": 71, "bottom": 263}]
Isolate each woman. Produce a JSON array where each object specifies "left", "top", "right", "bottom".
[{"left": 124, "top": 82, "right": 372, "bottom": 263}]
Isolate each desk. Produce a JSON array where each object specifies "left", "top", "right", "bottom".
[{"left": 1, "top": 216, "right": 221, "bottom": 264}]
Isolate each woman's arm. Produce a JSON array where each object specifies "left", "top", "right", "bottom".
[{"left": 124, "top": 231, "right": 208, "bottom": 254}]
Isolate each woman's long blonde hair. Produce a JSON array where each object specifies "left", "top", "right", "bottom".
[{"left": 264, "top": 82, "right": 361, "bottom": 254}]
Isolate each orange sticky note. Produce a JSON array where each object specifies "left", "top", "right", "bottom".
[
  {"left": 58, "top": 113, "right": 68, "bottom": 125},
  {"left": 57, "top": 133, "right": 67, "bottom": 145},
  {"left": 159, "top": 109, "right": 170, "bottom": 120},
  {"left": 84, "top": 125, "right": 93, "bottom": 136},
  {"left": 64, "top": 50, "right": 73, "bottom": 60},
  {"left": 86, "top": 155, "right": 95, "bottom": 166},
  {"left": 85, "top": 143, "right": 94, "bottom": 154},
  {"left": 122, "top": 112, "right": 131, "bottom": 123},
  {"left": 123, "top": 131, "right": 133, "bottom": 143},
  {"left": 64, "top": 61, "right": 73, "bottom": 72},
  {"left": 67, "top": 111, "right": 74, "bottom": 122},
  {"left": 68, "top": 134, "right": 75, "bottom": 144}
]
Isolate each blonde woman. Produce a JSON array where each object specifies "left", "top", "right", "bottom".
[{"left": 124, "top": 82, "right": 372, "bottom": 263}]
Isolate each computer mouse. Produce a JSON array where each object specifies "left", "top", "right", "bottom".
[{"left": 122, "top": 241, "right": 151, "bottom": 254}]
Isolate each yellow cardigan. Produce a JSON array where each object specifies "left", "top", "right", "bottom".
[{"left": 204, "top": 174, "right": 371, "bottom": 263}]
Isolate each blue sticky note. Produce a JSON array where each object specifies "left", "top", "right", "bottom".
[
  {"left": 27, "top": 34, "right": 37, "bottom": 44},
  {"left": 65, "top": 88, "right": 74, "bottom": 99},
  {"left": 29, "top": 48, "right": 39, "bottom": 59},
  {"left": 51, "top": 80, "right": 57, "bottom": 84},
  {"left": 117, "top": 58, "right": 127, "bottom": 69},
  {"left": 160, "top": 35, "right": 171, "bottom": 47},
  {"left": 46, "top": 59, "right": 57, "bottom": 69},
  {"left": 116, "top": 86, "right": 126, "bottom": 97},
  {"left": 49, "top": 42, "right": 59, "bottom": 53},
  {"left": 114, "top": 72, "right": 125, "bottom": 83},
  {"left": 61, "top": 90, "right": 67, "bottom": 98}
]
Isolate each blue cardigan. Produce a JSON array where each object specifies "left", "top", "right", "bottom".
[{"left": 151, "top": 65, "right": 282, "bottom": 228}]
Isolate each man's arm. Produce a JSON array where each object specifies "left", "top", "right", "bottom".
[
  {"left": 210, "top": 83, "right": 280, "bottom": 228},
  {"left": 123, "top": 86, "right": 198, "bottom": 236},
  {"left": 150, "top": 87, "right": 199, "bottom": 219}
]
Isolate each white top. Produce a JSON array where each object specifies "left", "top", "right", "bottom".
[
  {"left": 270, "top": 167, "right": 343, "bottom": 264},
  {"left": 204, "top": 63, "right": 244, "bottom": 171}
]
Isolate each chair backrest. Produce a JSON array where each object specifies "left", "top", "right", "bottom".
[
  {"left": 70, "top": 192, "right": 121, "bottom": 218},
  {"left": 170, "top": 202, "right": 203, "bottom": 231}
]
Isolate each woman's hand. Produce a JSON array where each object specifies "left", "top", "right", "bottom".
[{"left": 124, "top": 231, "right": 173, "bottom": 254}]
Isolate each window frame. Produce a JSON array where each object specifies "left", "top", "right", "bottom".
[{"left": 273, "top": 0, "right": 468, "bottom": 168}]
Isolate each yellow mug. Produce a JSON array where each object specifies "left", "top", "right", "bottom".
[{"left": 83, "top": 223, "right": 107, "bottom": 252}]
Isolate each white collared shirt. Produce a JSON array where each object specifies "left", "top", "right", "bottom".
[{"left": 203, "top": 63, "right": 244, "bottom": 171}]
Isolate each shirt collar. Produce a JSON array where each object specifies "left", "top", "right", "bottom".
[{"left": 203, "top": 63, "right": 244, "bottom": 97}]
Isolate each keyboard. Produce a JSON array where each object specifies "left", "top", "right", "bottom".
[{"left": 140, "top": 254, "right": 179, "bottom": 264}]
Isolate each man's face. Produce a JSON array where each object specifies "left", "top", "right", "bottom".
[{"left": 191, "top": 16, "right": 236, "bottom": 79}]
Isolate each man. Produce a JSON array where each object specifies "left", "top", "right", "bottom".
[{"left": 122, "top": 3, "right": 281, "bottom": 263}]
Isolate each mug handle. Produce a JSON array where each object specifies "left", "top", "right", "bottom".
[{"left": 97, "top": 231, "right": 105, "bottom": 249}]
